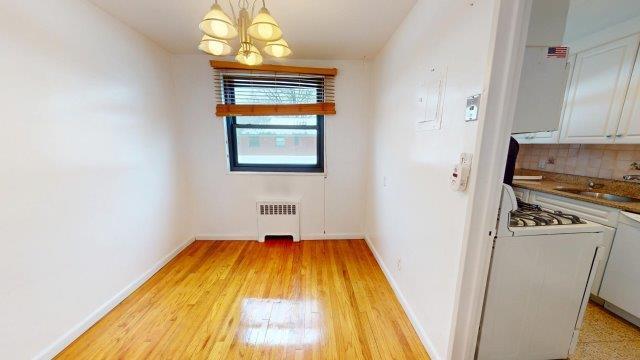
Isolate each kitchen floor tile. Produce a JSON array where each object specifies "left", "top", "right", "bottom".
[
  {"left": 570, "top": 302, "right": 640, "bottom": 360},
  {"left": 579, "top": 302, "right": 640, "bottom": 343},
  {"left": 571, "top": 341, "right": 640, "bottom": 360}
]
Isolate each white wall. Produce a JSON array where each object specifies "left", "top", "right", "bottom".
[
  {"left": 364, "top": 0, "right": 497, "bottom": 359},
  {"left": 172, "top": 56, "right": 369, "bottom": 240},
  {"left": 527, "top": 0, "right": 570, "bottom": 46},
  {"left": 0, "top": 0, "right": 191, "bottom": 358}
]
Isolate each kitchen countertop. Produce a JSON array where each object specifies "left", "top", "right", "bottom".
[{"left": 513, "top": 179, "right": 640, "bottom": 214}]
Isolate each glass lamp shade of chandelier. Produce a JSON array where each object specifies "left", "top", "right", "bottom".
[
  {"left": 235, "top": 43, "right": 263, "bottom": 66},
  {"left": 263, "top": 39, "right": 292, "bottom": 58},
  {"left": 247, "top": 7, "right": 282, "bottom": 42},
  {"left": 200, "top": 3, "right": 238, "bottom": 40},
  {"left": 198, "top": 35, "right": 233, "bottom": 56}
]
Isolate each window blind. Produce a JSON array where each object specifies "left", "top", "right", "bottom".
[{"left": 211, "top": 61, "right": 337, "bottom": 116}]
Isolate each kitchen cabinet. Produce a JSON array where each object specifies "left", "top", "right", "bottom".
[
  {"left": 512, "top": 47, "right": 570, "bottom": 138},
  {"left": 559, "top": 34, "right": 640, "bottom": 144},
  {"left": 511, "top": 46, "right": 570, "bottom": 144},
  {"left": 617, "top": 46, "right": 640, "bottom": 143},
  {"left": 513, "top": 131, "right": 559, "bottom": 144},
  {"left": 599, "top": 212, "right": 640, "bottom": 320}
]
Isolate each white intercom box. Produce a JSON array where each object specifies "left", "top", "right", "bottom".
[{"left": 451, "top": 153, "right": 473, "bottom": 191}]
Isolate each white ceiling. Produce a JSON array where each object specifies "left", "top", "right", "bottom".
[
  {"left": 89, "top": 0, "right": 417, "bottom": 59},
  {"left": 565, "top": 0, "right": 640, "bottom": 42}
]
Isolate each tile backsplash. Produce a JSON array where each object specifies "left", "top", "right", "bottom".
[{"left": 516, "top": 144, "right": 640, "bottom": 181}]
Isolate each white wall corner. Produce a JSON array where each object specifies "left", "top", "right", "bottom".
[
  {"left": 449, "top": 0, "right": 534, "bottom": 359},
  {"left": 34, "top": 236, "right": 196, "bottom": 360},
  {"left": 363, "top": 235, "right": 444, "bottom": 360}
]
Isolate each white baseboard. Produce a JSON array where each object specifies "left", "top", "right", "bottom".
[
  {"left": 35, "top": 236, "right": 196, "bottom": 360},
  {"left": 195, "top": 234, "right": 258, "bottom": 241},
  {"left": 303, "top": 233, "right": 365, "bottom": 240},
  {"left": 364, "top": 234, "right": 442, "bottom": 360},
  {"left": 196, "top": 233, "right": 365, "bottom": 241}
]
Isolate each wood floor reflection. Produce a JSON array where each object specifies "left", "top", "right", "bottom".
[{"left": 56, "top": 240, "right": 429, "bottom": 359}]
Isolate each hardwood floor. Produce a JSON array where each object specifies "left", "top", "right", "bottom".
[{"left": 56, "top": 240, "right": 429, "bottom": 359}]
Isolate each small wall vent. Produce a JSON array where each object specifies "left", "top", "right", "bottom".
[{"left": 256, "top": 201, "right": 300, "bottom": 242}]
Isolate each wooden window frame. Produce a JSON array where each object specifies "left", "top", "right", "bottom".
[
  {"left": 212, "top": 61, "right": 337, "bottom": 116},
  {"left": 211, "top": 60, "right": 338, "bottom": 76}
]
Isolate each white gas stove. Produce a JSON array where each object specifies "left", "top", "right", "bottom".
[
  {"left": 497, "top": 184, "right": 605, "bottom": 236},
  {"left": 477, "top": 184, "right": 605, "bottom": 360}
]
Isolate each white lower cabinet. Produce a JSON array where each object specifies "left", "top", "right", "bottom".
[
  {"left": 527, "top": 191, "right": 619, "bottom": 296},
  {"left": 599, "top": 212, "right": 640, "bottom": 321}
]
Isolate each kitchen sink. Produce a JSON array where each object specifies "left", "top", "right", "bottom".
[{"left": 554, "top": 187, "right": 640, "bottom": 203}]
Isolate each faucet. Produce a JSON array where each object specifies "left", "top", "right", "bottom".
[
  {"left": 587, "top": 179, "right": 604, "bottom": 189},
  {"left": 623, "top": 175, "right": 640, "bottom": 182}
]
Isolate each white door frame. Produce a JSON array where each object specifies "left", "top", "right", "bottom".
[{"left": 448, "top": 0, "right": 533, "bottom": 359}]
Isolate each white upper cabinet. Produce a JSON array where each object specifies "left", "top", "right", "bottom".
[
  {"left": 512, "top": 47, "right": 571, "bottom": 135},
  {"left": 560, "top": 34, "right": 640, "bottom": 143},
  {"left": 618, "top": 44, "right": 640, "bottom": 143}
]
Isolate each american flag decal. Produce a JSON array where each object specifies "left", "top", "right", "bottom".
[{"left": 547, "top": 46, "right": 568, "bottom": 59}]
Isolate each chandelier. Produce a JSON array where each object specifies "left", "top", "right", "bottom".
[{"left": 198, "top": 0, "right": 292, "bottom": 66}]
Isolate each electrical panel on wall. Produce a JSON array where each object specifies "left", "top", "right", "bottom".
[{"left": 416, "top": 66, "right": 447, "bottom": 132}]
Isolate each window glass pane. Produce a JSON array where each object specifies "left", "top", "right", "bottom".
[
  {"left": 235, "top": 128, "right": 318, "bottom": 165},
  {"left": 236, "top": 115, "right": 317, "bottom": 126}
]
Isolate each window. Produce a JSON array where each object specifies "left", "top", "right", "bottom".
[
  {"left": 226, "top": 115, "right": 324, "bottom": 172},
  {"left": 222, "top": 72, "right": 326, "bottom": 173}
]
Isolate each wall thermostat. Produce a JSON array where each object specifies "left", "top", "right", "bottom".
[
  {"left": 451, "top": 153, "right": 473, "bottom": 191},
  {"left": 465, "top": 94, "right": 481, "bottom": 121}
]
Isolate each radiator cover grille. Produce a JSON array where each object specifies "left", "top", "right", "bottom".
[{"left": 259, "top": 204, "right": 297, "bottom": 216}]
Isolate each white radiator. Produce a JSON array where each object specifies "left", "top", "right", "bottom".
[{"left": 256, "top": 201, "right": 300, "bottom": 242}]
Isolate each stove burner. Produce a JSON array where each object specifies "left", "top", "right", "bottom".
[{"left": 510, "top": 199, "right": 586, "bottom": 227}]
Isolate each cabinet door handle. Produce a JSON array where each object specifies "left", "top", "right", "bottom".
[
  {"left": 606, "top": 135, "right": 613, "bottom": 138},
  {"left": 616, "top": 134, "right": 623, "bottom": 138}
]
